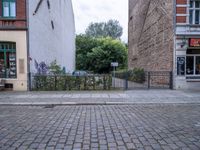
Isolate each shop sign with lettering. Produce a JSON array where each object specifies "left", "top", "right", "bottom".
[{"left": 189, "top": 39, "right": 200, "bottom": 47}]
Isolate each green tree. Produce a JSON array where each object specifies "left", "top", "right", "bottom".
[
  {"left": 76, "top": 35, "right": 127, "bottom": 73},
  {"left": 76, "top": 34, "right": 100, "bottom": 71},
  {"left": 49, "top": 60, "right": 64, "bottom": 75},
  {"left": 85, "top": 20, "right": 123, "bottom": 39}
]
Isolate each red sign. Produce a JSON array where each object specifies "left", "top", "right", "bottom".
[{"left": 190, "top": 39, "right": 200, "bottom": 47}]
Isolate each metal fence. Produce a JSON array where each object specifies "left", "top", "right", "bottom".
[
  {"left": 30, "top": 71, "right": 173, "bottom": 91},
  {"left": 115, "top": 71, "right": 173, "bottom": 90},
  {"left": 31, "top": 74, "right": 112, "bottom": 91}
]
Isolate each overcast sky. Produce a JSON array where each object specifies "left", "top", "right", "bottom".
[{"left": 72, "top": 0, "right": 128, "bottom": 42}]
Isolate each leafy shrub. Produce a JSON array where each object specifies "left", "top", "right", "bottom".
[
  {"left": 114, "top": 68, "right": 146, "bottom": 83},
  {"left": 32, "top": 74, "right": 112, "bottom": 91},
  {"left": 128, "top": 68, "right": 146, "bottom": 83}
]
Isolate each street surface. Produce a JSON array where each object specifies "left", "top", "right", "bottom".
[{"left": 0, "top": 104, "right": 200, "bottom": 150}]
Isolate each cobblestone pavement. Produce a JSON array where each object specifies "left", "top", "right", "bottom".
[
  {"left": 0, "top": 90, "right": 200, "bottom": 105},
  {"left": 0, "top": 104, "right": 200, "bottom": 150}
]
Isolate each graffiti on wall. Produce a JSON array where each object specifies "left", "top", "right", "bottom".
[{"left": 34, "top": 60, "right": 48, "bottom": 75}]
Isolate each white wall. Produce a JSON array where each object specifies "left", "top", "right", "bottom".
[{"left": 28, "top": 0, "right": 75, "bottom": 73}]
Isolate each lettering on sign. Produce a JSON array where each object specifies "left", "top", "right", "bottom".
[
  {"left": 111, "top": 62, "right": 119, "bottom": 67},
  {"left": 189, "top": 38, "right": 200, "bottom": 47}
]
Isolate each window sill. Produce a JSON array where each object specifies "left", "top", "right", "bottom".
[
  {"left": 186, "top": 76, "right": 200, "bottom": 80},
  {"left": 0, "top": 78, "right": 17, "bottom": 80},
  {"left": 187, "top": 24, "right": 200, "bottom": 27},
  {"left": 187, "top": 80, "right": 200, "bottom": 82},
  {"left": 177, "top": 24, "right": 200, "bottom": 27},
  {"left": 0, "top": 17, "right": 16, "bottom": 20}
]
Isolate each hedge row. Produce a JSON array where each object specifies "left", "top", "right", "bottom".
[{"left": 32, "top": 75, "right": 112, "bottom": 91}]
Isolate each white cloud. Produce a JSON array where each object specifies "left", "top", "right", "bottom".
[{"left": 72, "top": 0, "right": 128, "bottom": 42}]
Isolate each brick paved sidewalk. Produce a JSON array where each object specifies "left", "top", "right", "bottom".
[
  {"left": 0, "top": 104, "right": 200, "bottom": 150},
  {"left": 0, "top": 90, "right": 200, "bottom": 105}
]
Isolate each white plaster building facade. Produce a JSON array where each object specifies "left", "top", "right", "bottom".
[{"left": 28, "top": 0, "right": 76, "bottom": 74}]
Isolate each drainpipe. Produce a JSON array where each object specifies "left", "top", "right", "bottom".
[
  {"left": 26, "top": 0, "right": 31, "bottom": 91},
  {"left": 172, "top": 0, "right": 176, "bottom": 89}
]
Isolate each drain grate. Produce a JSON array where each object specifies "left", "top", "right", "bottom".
[{"left": 43, "top": 104, "right": 55, "bottom": 109}]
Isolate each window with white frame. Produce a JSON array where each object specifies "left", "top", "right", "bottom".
[{"left": 189, "top": 0, "right": 200, "bottom": 24}]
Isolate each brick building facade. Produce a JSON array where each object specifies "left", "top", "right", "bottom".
[
  {"left": 0, "top": 0, "right": 27, "bottom": 29},
  {"left": 129, "top": 0, "right": 200, "bottom": 89},
  {"left": 0, "top": 0, "right": 75, "bottom": 91}
]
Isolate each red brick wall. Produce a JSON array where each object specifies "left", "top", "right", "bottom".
[
  {"left": 176, "top": 0, "right": 187, "bottom": 5},
  {"left": 176, "top": 0, "right": 187, "bottom": 24},
  {"left": 176, "top": 7, "right": 187, "bottom": 14},
  {"left": 176, "top": 16, "right": 187, "bottom": 23},
  {"left": 0, "top": 0, "right": 27, "bottom": 29},
  {"left": 16, "top": 0, "right": 26, "bottom": 19}
]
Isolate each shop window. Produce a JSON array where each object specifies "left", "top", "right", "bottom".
[
  {"left": 189, "top": 0, "right": 200, "bottom": 24},
  {"left": 186, "top": 55, "right": 200, "bottom": 76},
  {"left": 186, "top": 56, "right": 194, "bottom": 75},
  {"left": 2, "top": 0, "right": 16, "bottom": 18},
  {"left": 196, "top": 56, "right": 200, "bottom": 74},
  {"left": 0, "top": 42, "right": 16, "bottom": 78}
]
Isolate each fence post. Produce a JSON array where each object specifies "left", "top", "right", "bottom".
[
  {"left": 28, "top": 72, "right": 32, "bottom": 91},
  {"left": 170, "top": 71, "right": 173, "bottom": 89},
  {"left": 54, "top": 75, "right": 57, "bottom": 90},
  {"left": 84, "top": 76, "right": 87, "bottom": 90},
  {"left": 78, "top": 76, "right": 81, "bottom": 90},
  {"left": 64, "top": 76, "right": 67, "bottom": 90},
  {"left": 103, "top": 75, "right": 106, "bottom": 90},
  {"left": 124, "top": 71, "right": 128, "bottom": 90},
  {"left": 93, "top": 75, "right": 95, "bottom": 90},
  {"left": 148, "top": 72, "right": 150, "bottom": 89}
]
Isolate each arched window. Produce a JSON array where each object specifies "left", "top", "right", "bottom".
[{"left": 2, "top": 0, "right": 16, "bottom": 18}]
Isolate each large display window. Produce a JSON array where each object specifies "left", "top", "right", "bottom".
[
  {"left": 186, "top": 55, "right": 200, "bottom": 76},
  {"left": 0, "top": 42, "right": 16, "bottom": 78}
]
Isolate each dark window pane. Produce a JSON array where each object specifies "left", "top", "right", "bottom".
[
  {"left": 196, "top": 1, "right": 200, "bottom": 8},
  {"left": 190, "top": 10, "right": 193, "bottom": 24},
  {"left": 5, "top": 44, "right": 8, "bottom": 50},
  {"left": 196, "top": 56, "right": 200, "bottom": 75},
  {"left": 0, "top": 52, "right": 5, "bottom": 78},
  {"left": 186, "top": 56, "right": 194, "bottom": 75},
  {"left": 190, "top": 1, "right": 193, "bottom": 8},
  {"left": 0, "top": 42, "right": 16, "bottom": 78},
  {"left": 195, "top": 10, "right": 200, "bottom": 24}
]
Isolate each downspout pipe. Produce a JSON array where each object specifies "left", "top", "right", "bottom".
[
  {"left": 26, "top": 0, "right": 31, "bottom": 91},
  {"left": 172, "top": 0, "right": 176, "bottom": 89}
]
